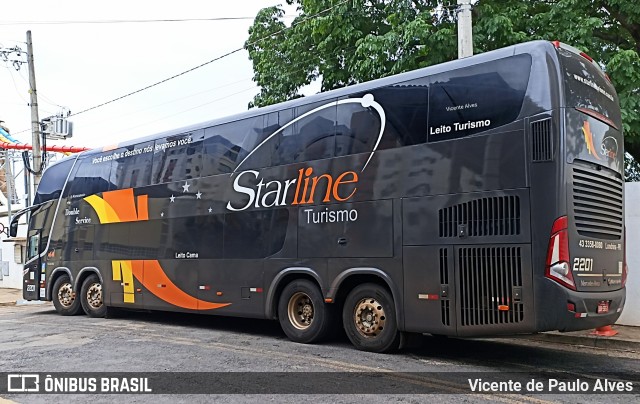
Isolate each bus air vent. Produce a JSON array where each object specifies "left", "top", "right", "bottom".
[
  {"left": 531, "top": 118, "right": 553, "bottom": 162},
  {"left": 439, "top": 196, "right": 520, "bottom": 238},
  {"left": 572, "top": 166, "right": 623, "bottom": 240},
  {"left": 440, "top": 248, "right": 450, "bottom": 326},
  {"left": 459, "top": 247, "right": 524, "bottom": 326}
]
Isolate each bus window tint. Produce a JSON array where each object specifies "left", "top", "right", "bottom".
[
  {"left": 34, "top": 158, "right": 75, "bottom": 204},
  {"left": 223, "top": 209, "right": 288, "bottom": 259},
  {"left": 64, "top": 155, "right": 113, "bottom": 198},
  {"left": 221, "top": 116, "right": 270, "bottom": 172},
  {"left": 111, "top": 141, "right": 154, "bottom": 189},
  {"left": 428, "top": 54, "right": 532, "bottom": 141},
  {"left": 152, "top": 130, "right": 204, "bottom": 184},
  {"left": 272, "top": 101, "right": 336, "bottom": 166},
  {"left": 335, "top": 101, "right": 382, "bottom": 156},
  {"left": 559, "top": 47, "right": 621, "bottom": 128},
  {"left": 375, "top": 83, "right": 429, "bottom": 147},
  {"left": 224, "top": 211, "right": 265, "bottom": 258},
  {"left": 202, "top": 123, "right": 246, "bottom": 176}
]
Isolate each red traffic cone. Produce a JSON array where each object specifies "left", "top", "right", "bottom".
[{"left": 590, "top": 325, "right": 618, "bottom": 337}]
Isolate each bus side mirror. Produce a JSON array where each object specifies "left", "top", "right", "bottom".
[{"left": 9, "top": 217, "right": 19, "bottom": 237}]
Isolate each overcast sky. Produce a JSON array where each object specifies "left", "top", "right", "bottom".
[{"left": 0, "top": 1, "right": 297, "bottom": 149}]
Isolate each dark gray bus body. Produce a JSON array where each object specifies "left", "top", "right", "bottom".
[{"left": 21, "top": 40, "right": 626, "bottom": 339}]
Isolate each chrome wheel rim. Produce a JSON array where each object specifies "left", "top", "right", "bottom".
[
  {"left": 288, "top": 292, "right": 314, "bottom": 330},
  {"left": 86, "top": 283, "right": 103, "bottom": 309},
  {"left": 353, "top": 298, "right": 386, "bottom": 338},
  {"left": 58, "top": 283, "right": 75, "bottom": 308}
]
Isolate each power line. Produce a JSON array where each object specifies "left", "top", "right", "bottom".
[
  {"left": 0, "top": 16, "right": 295, "bottom": 26},
  {"left": 10, "top": 39, "right": 359, "bottom": 138},
  {"left": 77, "top": 76, "right": 255, "bottom": 129},
  {"left": 68, "top": 48, "right": 246, "bottom": 117},
  {"left": 16, "top": 68, "right": 63, "bottom": 109},
  {"left": 110, "top": 85, "right": 259, "bottom": 136},
  {"left": 68, "top": 0, "right": 349, "bottom": 118}
]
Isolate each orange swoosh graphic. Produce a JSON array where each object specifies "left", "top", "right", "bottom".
[
  {"left": 581, "top": 121, "right": 601, "bottom": 160},
  {"left": 85, "top": 188, "right": 149, "bottom": 224},
  {"left": 131, "top": 260, "right": 231, "bottom": 310}
]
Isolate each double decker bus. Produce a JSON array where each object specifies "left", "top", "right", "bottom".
[{"left": 12, "top": 40, "right": 627, "bottom": 352}]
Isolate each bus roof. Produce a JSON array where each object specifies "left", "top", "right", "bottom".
[{"left": 80, "top": 40, "right": 557, "bottom": 157}]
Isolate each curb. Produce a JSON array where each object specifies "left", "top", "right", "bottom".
[
  {"left": 0, "top": 302, "right": 16, "bottom": 307},
  {"left": 16, "top": 299, "right": 49, "bottom": 306},
  {"left": 527, "top": 332, "right": 640, "bottom": 351}
]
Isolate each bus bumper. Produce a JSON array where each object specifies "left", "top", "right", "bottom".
[{"left": 538, "top": 282, "right": 626, "bottom": 332}]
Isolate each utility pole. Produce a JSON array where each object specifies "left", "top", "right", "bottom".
[
  {"left": 6, "top": 151, "right": 14, "bottom": 220},
  {"left": 26, "top": 30, "right": 43, "bottom": 193},
  {"left": 457, "top": 0, "right": 473, "bottom": 59}
]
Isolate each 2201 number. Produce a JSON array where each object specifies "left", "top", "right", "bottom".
[{"left": 573, "top": 257, "right": 594, "bottom": 272}]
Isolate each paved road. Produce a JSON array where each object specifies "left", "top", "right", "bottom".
[{"left": 0, "top": 304, "right": 638, "bottom": 403}]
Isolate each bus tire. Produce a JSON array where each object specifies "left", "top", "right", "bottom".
[
  {"left": 342, "top": 283, "right": 401, "bottom": 353},
  {"left": 80, "top": 274, "right": 107, "bottom": 318},
  {"left": 278, "top": 279, "right": 332, "bottom": 344},
  {"left": 52, "top": 275, "right": 82, "bottom": 316}
]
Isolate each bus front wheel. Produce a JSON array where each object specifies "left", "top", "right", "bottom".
[
  {"left": 80, "top": 274, "right": 107, "bottom": 318},
  {"left": 52, "top": 275, "right": 82, "bottom": 316},
  {"left": 278, "top": 279, "right": 333, "bottom": 344},
  {"left": 342, "top": 283, "right": 401, "bottom": 353}
]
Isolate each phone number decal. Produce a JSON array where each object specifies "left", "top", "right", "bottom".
[{"left": 578, "top": 239, "right": 603, "bottom": 249}]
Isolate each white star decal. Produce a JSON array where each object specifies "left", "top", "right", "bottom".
[
  {"left": 208, "top": 207, "right": 213, "bottom": 213},
  {"left": 196, "top": 191, "right": 202, "bottom": 199},
  {"left": 160, "top": 212, "right": 164, "bottom": 217},
  {"left": 170, "top": 195, "right": 175, "bottom": 203},
  {"left": 182, "top": 181, "right": 191, "bottom": 193}
]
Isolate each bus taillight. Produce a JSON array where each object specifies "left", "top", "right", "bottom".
[
  {"left": 579, "top": 51, "right": 594, "bottom": 63},
  {"left": 545, "top": 216, "right": 576, "bottom": 290}
]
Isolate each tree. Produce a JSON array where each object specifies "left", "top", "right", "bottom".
[{"left": 245, "top": 0, "right": 640, "bottom": 176}]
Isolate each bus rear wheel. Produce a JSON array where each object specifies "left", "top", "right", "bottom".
[
  {"left": 342, "top": 283, "right": 401, "bottom": 353},
  {"left": 278, "top": 279, "right": 333, "bottom": 344},
  {"left": 80, "top": 274, "right": 106, "bottom": 318},
  {"left": 52, "top": 275, "right": 82, "bottom": 316}
]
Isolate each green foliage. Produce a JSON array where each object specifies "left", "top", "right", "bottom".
[
  {"left": 625, "top": 153, "right": 640, "bottom": 182},
  {"left": 245, "top": 0, "right": 640, "bottom": 173}
]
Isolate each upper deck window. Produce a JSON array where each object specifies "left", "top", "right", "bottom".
[
  {"left": 272, "top": 101, "right": 336, "bottom": 166},
  {"left": 111, "top": 141, "right": 154, "bottom": 189},
  {"left": 428, "top": 54, "right": 532, "bottom": 141},
  {"left": 151, "top": 130, "right": 204, "bottom": 184},
  {"left": 63, "top": 155, "right": 113, "bottom": 198},
  {"left": 34, "top": 158, "right": 75, "bottom": 204}
]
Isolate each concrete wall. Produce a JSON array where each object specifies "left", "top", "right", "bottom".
[
  {"left": 617, "top": 182, "right": 640, "bottom": 326},
  {"left": 0, "top": 213, "right": 28, "bottom": 290}
]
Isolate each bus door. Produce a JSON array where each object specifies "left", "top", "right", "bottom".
[
  {"left": 24, "top": 228, "right": 42, "bottom": 300},
  {"left": 23, "top": 202, "right": 55, "bottom": 300}
]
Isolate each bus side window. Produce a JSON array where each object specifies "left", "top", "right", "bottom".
[
  {"left": 336, "top": 101, "right": 383, "bottom": 156},
  {"left": 224, "top": 211, "right": 265, "bottom": 258},
  {"left": 111, "top": 141, "right": 154, "bottom": 189},
  {"left": 27, "top": 233, "right": 39, "bottom": 260},
  {"left": 427, "top": 54, "right": 531, "bottom": 142},
  {"left": 152, "top": 130, "right": 204, "bottom": 184},
  {"left": 373, "top": 84, "right": 429, "bottom": 148},
  {"left": 209, "top": 116, "right": 269, "bottom": 173},
  {"left": 26, "top": 201, "right": 55, "bottom": 260},
  {"left": 202, "top": 123, "right": 246, "bottom": 176},
  {"left": 63, "top": 155, "right": 113, "bottom": 198},
  {"left": 272, "top": 102, "right": 336, "bottom": 166}
]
